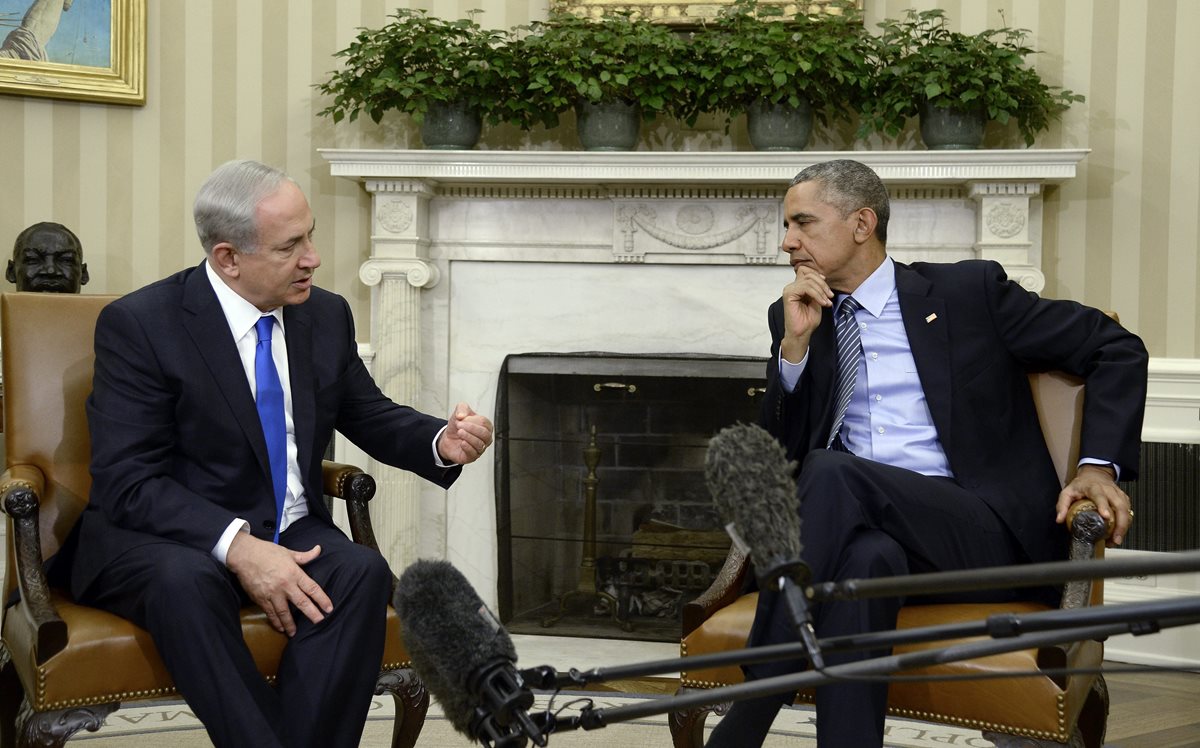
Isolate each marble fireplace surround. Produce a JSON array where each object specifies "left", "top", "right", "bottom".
[{"left": 321, "top": 149, "right": 1088, "bottom": 609}]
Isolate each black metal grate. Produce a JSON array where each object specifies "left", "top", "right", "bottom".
[{"left": 1119, "top": 441, "right": 1200, "bottom": 552}]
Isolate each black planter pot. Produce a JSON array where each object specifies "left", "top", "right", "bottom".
[
  {"left": 575, "top": 99, "right": 641, "bottom": 151},
  {"left": 420, "top": 100, "right": 482, "bottom": 150},
  {"left": 918, "top": 101, "right": 986, "bottom": 150},
  {"left": 746, "top": 99, "right": 813, "bottom": 151}
]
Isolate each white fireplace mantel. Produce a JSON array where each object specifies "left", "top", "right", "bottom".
[
  {"left": 321, "top": 148, "right": 1088, "bottom": 608},
  {"left": 322, "top": 148, "right": 1088, "bottom": 186}
]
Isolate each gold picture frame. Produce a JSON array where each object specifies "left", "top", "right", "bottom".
[
  {"left": 0, "top": 0, "right": 145, "bottom": 105},
  {"left": 551, "top": 0, "right": 861, "bottom": 26}
]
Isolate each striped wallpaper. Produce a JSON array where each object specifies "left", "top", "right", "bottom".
[{"left": 0, "top": 0, "right": 1196, "bottom": 357}]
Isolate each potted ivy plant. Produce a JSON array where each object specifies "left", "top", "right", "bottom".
[
  {"left": 689, "top": 0, "right": 873, "bottom": 150},
  {"left": 316, "top": 9, "right": 517, "bottom": 149},
  {"left": 514, "top": 11, "right": 692, "bottom": 150},
  {"left": 861, "top": 8, "right": 1084, "bottom": 149}
]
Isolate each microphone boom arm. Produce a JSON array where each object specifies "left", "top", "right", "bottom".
[
  {"left": 534, "top": 607, "right": 1200, "bottom": 735},
  {"left": 523, "top": 594, "right": 1200, "bottom": 689}
]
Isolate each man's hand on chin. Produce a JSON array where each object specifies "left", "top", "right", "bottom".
[{"left": 226, "top": 532, "right": 333, "bottom": 637}]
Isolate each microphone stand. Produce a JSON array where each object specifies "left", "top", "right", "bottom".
[
  {"left": 521, "top": 607, "right": 1200, "bottom": 739},
  {"left": 474, "top": 550, "right": 1200, "bottom": 746},
  {"left": 810, "top": 549, "right": 1200, "bottom": 602},
  {"left": 523, "top": 595, "right": 1200, "bottom": 690}
]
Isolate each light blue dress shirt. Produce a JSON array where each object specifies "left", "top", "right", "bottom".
[
  {"left": 780, "top": 257, "right": 953, "bottom": 477},
  {"left": 779, "top": 257, "right": 1117, "bottom": 481}
]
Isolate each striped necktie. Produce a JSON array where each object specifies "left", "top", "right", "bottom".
[{"left": 826, "top": 296, "right": 863, "bottom": 451}]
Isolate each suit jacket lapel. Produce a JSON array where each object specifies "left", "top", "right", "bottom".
[
  {"left": 895, "top": 263, "right": 952, "bottom": 447},
  {"left": 283, "top": 304, "right": 316, "bottom": 481},
  {"left": 181, "top": 263, "right": 273, "bottom": 479},
  {"left": 808, "top": 306, "right": 838, "bottom": 451}
]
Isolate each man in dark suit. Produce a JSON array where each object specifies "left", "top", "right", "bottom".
[
  {"left": 69, "top": 160, "right": 494, "bottom": 748},
  {"left": 705, "top": 160, "right": 1147, "bottom": 748}
]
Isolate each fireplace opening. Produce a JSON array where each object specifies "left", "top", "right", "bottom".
[{"left": 495, "top": 352, "right": 768, "bottom": 642}]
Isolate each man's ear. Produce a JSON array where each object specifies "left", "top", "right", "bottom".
[
  {"left": 5, "top": 260, "right": 14, "bottom": 284},
  {"left": 210, "top": 243, "right": 240, "bottom": 278},
  {"left": 852, "top": 208, "right": 878, "bottom": 244},
  {"left": 80, "top": 262, "right": 89, "bottom": 286}
]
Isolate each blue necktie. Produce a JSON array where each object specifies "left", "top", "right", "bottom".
[
  {"left": 254, "top": 316, "right": 287, "bottom": 543},
  {"left": 827, "top": 296, "right": 863, "bottom": 451}
]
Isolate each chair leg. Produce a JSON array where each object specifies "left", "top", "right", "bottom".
[
  {"left": 668, "top": 687, "right": 724, "bottom": 748},
  {"left": 1075, "top": 675, "right": 1109, "bottom": 748},
  {"left": 15, "top": 699, "right": 117, "bottom": 748},
  {"left": 376, "top": 667, "right": 429, "bottom": 748}
]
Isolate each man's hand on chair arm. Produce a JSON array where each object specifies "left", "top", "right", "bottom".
[{"left": 1055, "top": 463, "right": 1133, "bottom": 546}]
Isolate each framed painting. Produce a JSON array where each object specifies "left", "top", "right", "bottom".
[
  {"left": 0, "top": 0, "right": 145, "bottom": 105},
  {"left": 551, "top": 0, "right": 862, "bottom": 26}
]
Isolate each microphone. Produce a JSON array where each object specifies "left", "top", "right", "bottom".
[
  {"left": 394, "top": 559, "right": 546, "bottom": 747},
  {"left": 706, "top": 422, "right": 825, "bottom": 670}
]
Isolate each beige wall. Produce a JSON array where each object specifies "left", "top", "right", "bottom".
[{"left": 0, "top": 0, "right": 1196, "bottom": 356}]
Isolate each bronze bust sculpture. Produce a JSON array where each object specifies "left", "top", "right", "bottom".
[{"left": 6, "top": 221, "right": 89, "bottom": 293}]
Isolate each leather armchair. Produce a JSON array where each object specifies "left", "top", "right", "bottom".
[
  {"left": 0, "top": 293, "right": 428, "bottom": 747},
  {"left": 669, "top": 369, "right": 1114, "bottom": 748}
]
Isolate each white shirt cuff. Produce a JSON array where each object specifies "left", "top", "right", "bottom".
[
  {"left": 213, "top": 518, "right": 251, "bottom": 566},
  {"left": 1078, "top": 458, "right": 1120, "bottom": 481},
  {"left": 432, "top": 424, "right": 456, "bottom": 468},
  {"left": 778, "top": 349, "right": 808, "bottom": 393}
]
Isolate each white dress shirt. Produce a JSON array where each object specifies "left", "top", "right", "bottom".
[
  {"left": 206, "top": 261, "right": 307, "bottom": 563},
  {"left": 203, "top": 262, "right": 456, "bottom": 564}
]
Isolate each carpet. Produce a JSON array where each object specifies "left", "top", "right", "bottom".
[{"left": 72, "top": 693, "right": 996, "bottom": 747}]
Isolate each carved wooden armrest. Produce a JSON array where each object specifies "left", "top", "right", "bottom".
[
  {"left": 0, "top": 464, "right": 68, "bottom": 662},
  {"left": 1060, "top": 499, "right": 1111, "bottom": 611},
  {"left": 319, "top": 460, "right": 385, "bottom": 563},
  {"left": 1065, "top": 499, "right": 1112, "bottom": 551},
  {"left": 681, "top": 545, "right": 750, "bottom": 638},
  {"left": 322, "top": 460, "right": 377, "bottom": 504}
]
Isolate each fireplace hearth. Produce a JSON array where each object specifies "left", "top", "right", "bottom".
[{"left": 495, "top": 353, "right": 766, "bottom": 641}]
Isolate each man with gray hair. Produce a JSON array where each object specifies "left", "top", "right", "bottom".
[
  {"left": 68, "top": 159, "right": 494, "bottom": 748},
  {"left": 707, "top": 159, "right": 1147, "bottom": 747}
]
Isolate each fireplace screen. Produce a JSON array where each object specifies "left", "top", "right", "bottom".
[{"left": 495, "top": 352, "right": 768, "bottom": 642}]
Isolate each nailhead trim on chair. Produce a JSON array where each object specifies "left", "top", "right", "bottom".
[
  {"left": 889, "top": 703, "right": 1069, "bottom": 743},
  {"left": 32, "top": 659, "right": 415, "bottom": 712}
]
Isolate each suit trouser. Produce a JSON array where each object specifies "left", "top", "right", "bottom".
[
  {"left": 79, "top": 515, "right": 393, "bottom": 748},
  {"left": 706, "top": 450, "right": 1029, "bottom": 748}
]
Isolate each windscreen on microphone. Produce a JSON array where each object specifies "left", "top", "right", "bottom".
[
  {"left": 705, "top": 423, "right": 804, "bottom": 586},
  {"left": 394, "top": 559, "right": 519, "bottom": 737}
]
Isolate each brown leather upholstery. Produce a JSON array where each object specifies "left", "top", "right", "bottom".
[
  {"left": 671, "top": 365, "right": 1114, "bottom": 748},
  {"left": 0, "top": 293, "right": 428, "bottom": 747}
]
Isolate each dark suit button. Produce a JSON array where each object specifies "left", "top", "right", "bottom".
[{"left": 263, "top": 520, "right": 275, "bottom": 531}]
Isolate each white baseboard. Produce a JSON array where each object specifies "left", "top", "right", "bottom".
[{"left": 1102, "top": 548, "right": 1200, "bottom": 669}]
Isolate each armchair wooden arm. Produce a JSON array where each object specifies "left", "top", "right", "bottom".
[
  {"left": 681, "top": 545, "right": 748, "bottom": 638},
  {"left": 0, "top": 465, "right": 67, "bottom": 665},
  {"left": 322, "top": 460, "right": 386, "bottom": 559}
]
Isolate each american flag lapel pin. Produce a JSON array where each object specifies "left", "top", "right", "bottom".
[{"left": 925, "top": 313, "right": 938, "bottom": 323}]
